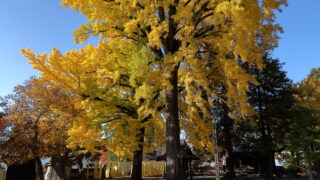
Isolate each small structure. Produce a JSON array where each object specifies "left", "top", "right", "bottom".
[
  {"left": 231, "top": 151, "right": 268, "bottom": 174},
  {"left": 5, "top": 160, "right": 36, "bottom": 180},
  {"left": 156, "top": 143, "right": 199, "bottom": 179}
]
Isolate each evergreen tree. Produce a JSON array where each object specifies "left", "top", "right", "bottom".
[
  {"left": 246, "top": 55, "right": 294, "bottom": 177},
  {"left": 284, "top": 67, "right": 320, "bottom": 179}
]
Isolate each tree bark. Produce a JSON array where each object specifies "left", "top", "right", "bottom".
[
  {"left": 213, "top": 118, "right": 220, "bottom": 180},
  {"left": 50, "top": 155, "right": 67, "bottom": 180},
  {"left": 264, "top": 121, "right": 273, "bottom": 179},
  {"left": 76, "top": 155, "right": 85, "bottom": 180},
  {"left": 222, "top": 117, "right": 235, "bottom": 180},
  {"left": 260, "top": 119, "right": 273, "bottom": 178},
  {"left": 257, "top": 89, "right": 274, "bottom": 178},
  {"left": 163, "top": 2, "right": 180, "bottom": 179},
  {"left": 35, "top": 157, "right": 44, "bottom": 180},
  {"left": 131, "top": 127, "right": 145, "bottom": 180},
  {"left": 165, "top": 68, "right": 181, "bottom": 180},
  {"left": 266, "top": 138, "right": 274, "bottom": 179}
]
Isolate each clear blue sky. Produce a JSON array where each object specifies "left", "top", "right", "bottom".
[
  {"left": 0, "top": 0, "right": 90, "bottom": 96},
  {"left": 273, "top": 0, "right": 320, "bottom": 83},
  {"left": 0, "top": 0, "right": 319, "bottom": 96}
]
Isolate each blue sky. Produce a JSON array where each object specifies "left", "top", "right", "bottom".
[
  {"left": 0, "top": 0, "right": 319, "bottom": 96},
  {"left": 273, "top": 0, "right": 320, "bottom": 84},
  {"left": 0, "top": 0, "right": 89, "bottom": 96}
]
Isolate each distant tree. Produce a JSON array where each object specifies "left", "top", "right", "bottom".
[
  {"left": 0, "top": 78, "right": 83, "bottom": 180},
  {"left": 295, "top": 67, "right": 320, "bottom": 114},
  {"left": 284, "top": 105, "right": 320, "bottom": 179},
  {"left": 284, "top": 67, "right": 320, "bottom": 179}
]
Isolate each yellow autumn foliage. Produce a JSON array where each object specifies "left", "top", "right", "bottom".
[
  {"left": 0, "top": 78, "right": 84, "bottom": 164},
  {"left": 22, "top": 0, "right": 286, "bottom": 158}
]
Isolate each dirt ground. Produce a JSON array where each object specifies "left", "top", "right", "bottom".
[{"left": 107, "top": 176, "right": 309, "bottom": 180}]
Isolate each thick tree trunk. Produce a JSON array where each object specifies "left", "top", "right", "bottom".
[
  {"left": 165, "top": 69, "right": 181, "bottom": 180},
  {"left": 257, "top": 89, "right": 274, "bottom": 179},
  {"left": 49, "top": 155, "right": 67, "bottom": 180},
  {"left": 222, "top": 117, "right": 235, "bottom": 180},
  {"left": 35, "top": 157, "right": 44, "bottom": 180},
  {"left": 260, "top": 120, "right": 273, "bottom": 178},
  {"left": 131, "top": 127, "right": 145, "bottom": 180},
  {"left": 131, "top": 149, "right": 143, "bottom": 180},
  {"left": 163, "top": 1, "right": 180, "bottom": 179},
  {"left": 266, "top": 146, "right": 274, "bottom": 178}
]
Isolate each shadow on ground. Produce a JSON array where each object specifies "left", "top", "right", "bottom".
[{"left": 103, "top": 176, "right": 308, "bottom": 180}]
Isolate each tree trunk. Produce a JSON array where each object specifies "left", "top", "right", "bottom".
[
  {"left": 164, "top": 2, "right": 180, "bottom": 179},
  {"left": 260, "top": 120, "right": 273, "bottom": 178},
  {"left": 165, "top": 69, "right": 181, "bottom": 180},
  {"left": 50, "top": 155, "right": 67, "bottom": 180},
  {"left": 222, "top": 117, "right": 235, "bottom": 180},
  {"left": 35, "top": 157, "right": 44, "bottom": 180},
  {"left": 131, "top": 127, "right": 145, "bottom": 180},
  {"left": 77, "top": 156, "right": 85, "bottom": 180},
  {"left": 257, "top": 89, "right": 274, "bottom": 179},
  {"left": 266, "top": 123, "right": 274, "bottom": 179},
  {"left": 266, "top": 149, "right": 274, "bottom": 178},
  {"left": 213, "top": 118, "right": 220, "bottom": 180}
]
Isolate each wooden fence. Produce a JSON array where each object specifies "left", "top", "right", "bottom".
[
  {"left": 66, "top": 161, "right": 166, "bottom": 179},
  {"left": 0, "top": 161, "right": 165, "bottom": 180},
  {"left": 0, "top": 170, "right": 6, "bottom": 180}
]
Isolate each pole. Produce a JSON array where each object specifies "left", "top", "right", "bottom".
[{"left": 213, "top": 117, "right": 220, "bottom": 180}]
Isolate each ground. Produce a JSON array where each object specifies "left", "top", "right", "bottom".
[{"left": 105, "top": 176, "right": 308, "bottom": 180}]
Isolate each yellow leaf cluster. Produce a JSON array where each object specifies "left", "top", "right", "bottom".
[
  {"left": 21, "top": 0, "right": 286, "bottom": 156},
  {"left": 0, "top": 78, "right": 83, "bottom": 164}
]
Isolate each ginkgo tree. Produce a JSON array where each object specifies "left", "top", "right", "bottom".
[
  {"left": 73, "top": 45, "right": 166, "bottom": 180},
  {"left": 22, "top": 43, "right": 166, "bottom": 180},
  {"left": 295, "top": 68, "right": 320, "bottom": 115},
  {"left": 22, "top": 0, "right": 287, "bottom": 179}
]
